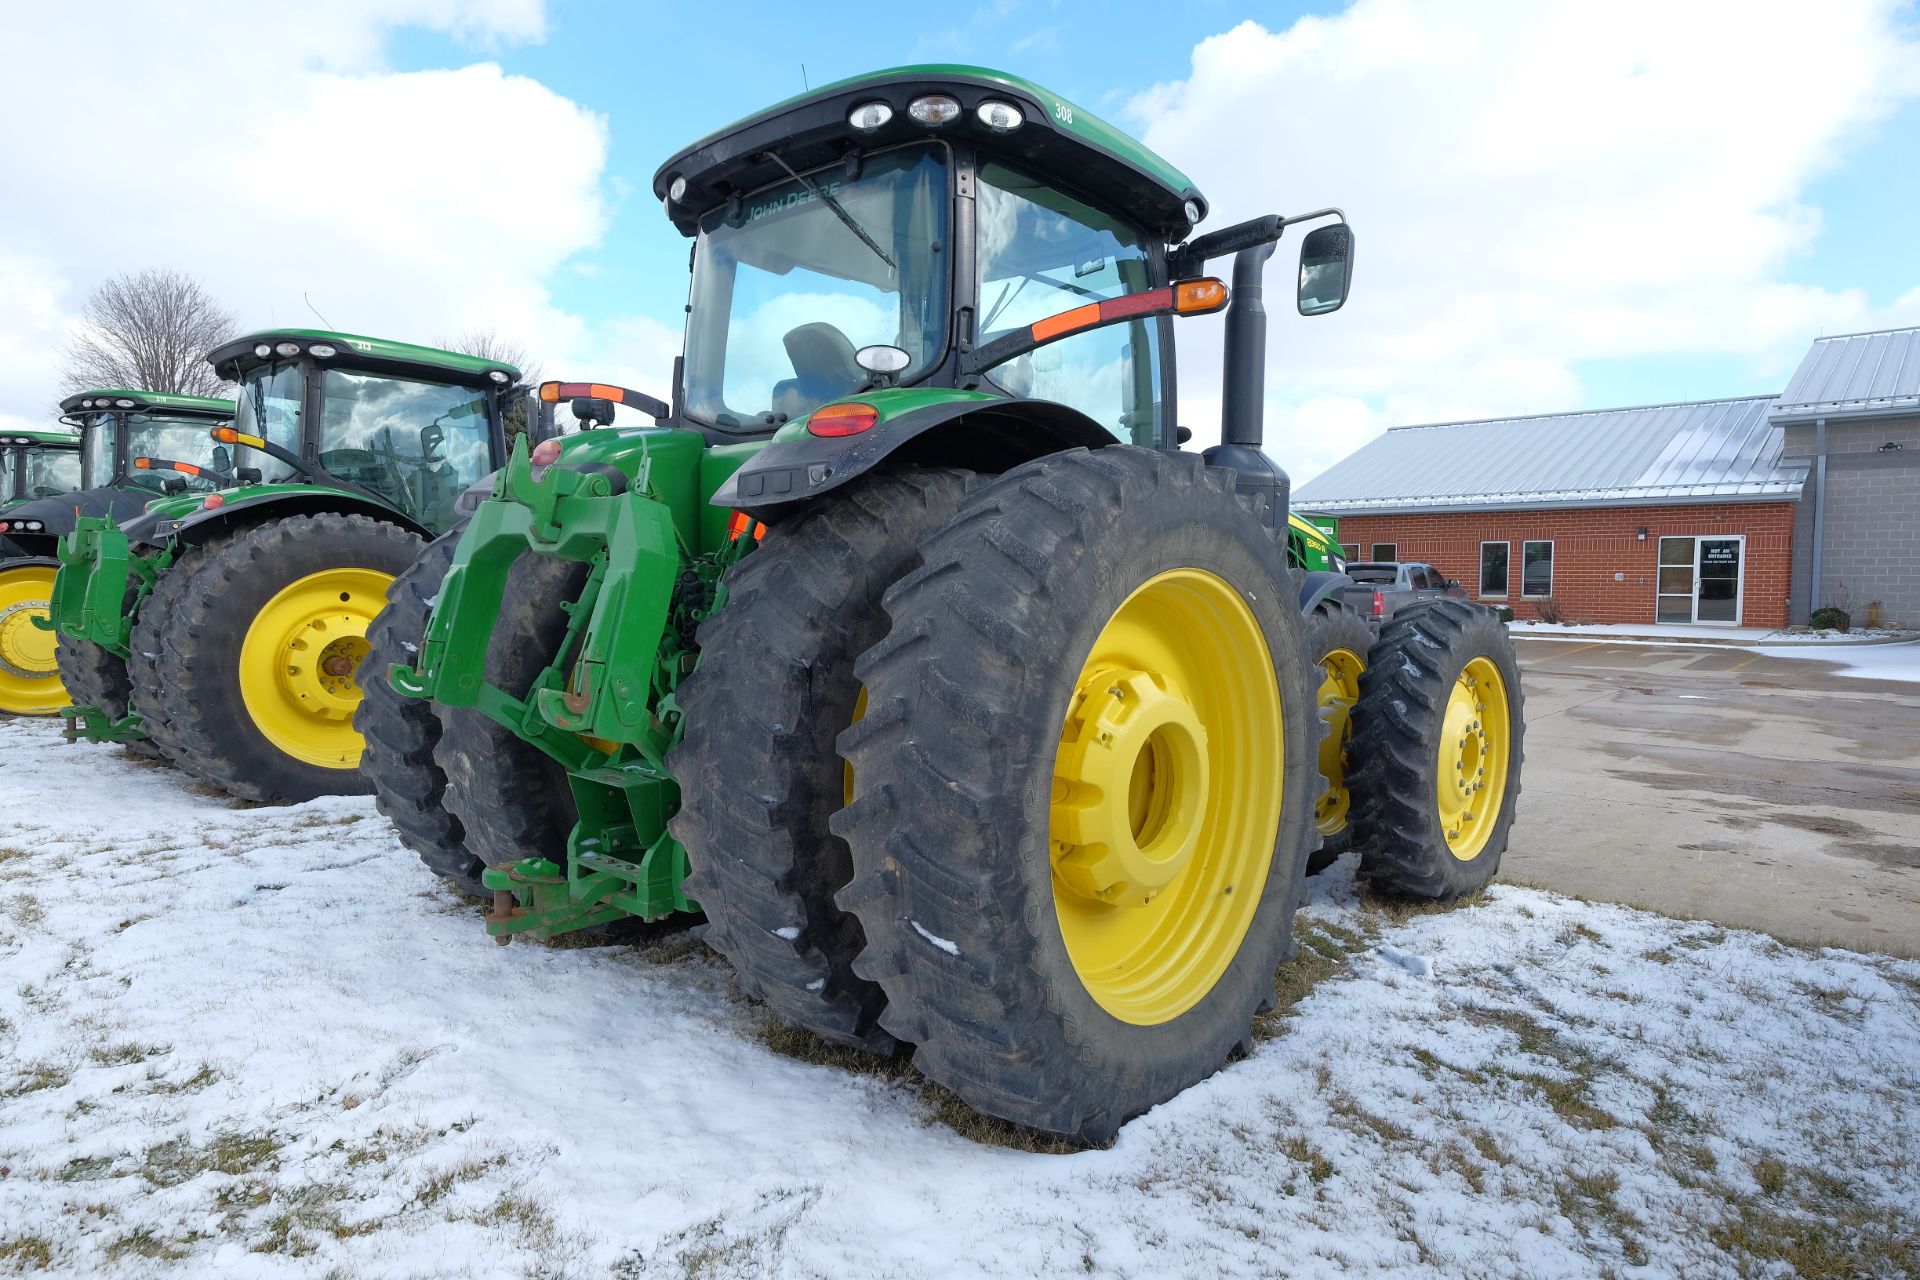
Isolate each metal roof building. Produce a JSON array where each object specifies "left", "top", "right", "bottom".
[
  {"left": 1293, "top": 395, "right": 1808, "bottom": 515},
  {"left": 1770, "top": 326, "right": 1920, "bottom": 425}
]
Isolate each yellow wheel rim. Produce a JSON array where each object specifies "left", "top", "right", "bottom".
[
  {"left": 0, "top": 564, "right": 67, "bottom": 715},
  {"left": 1312, "top": 646, "right": 1364, "bottom": 837},
  {"left": 1050, "top": 568, "right": 1283, "bottom": 1025},
  {"left": 1438, "top": 656, "right": 1511, "bottom": 860},
  {"left": 238, "top": 567, "right": 393, "bottom": 769},
  {"left": 844, "top": 686, "right": 868, "bottom": 809}
]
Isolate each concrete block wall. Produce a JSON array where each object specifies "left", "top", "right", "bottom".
[
  {"left": 1781, "top": 413, "right": 1920, "bottom": 626},
  {"left": 1326, "top": 501, "right": 1797, "bottom": 627}
]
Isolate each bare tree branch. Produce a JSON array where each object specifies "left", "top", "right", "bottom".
[
  {"left": 61, "top": 269, "right": 239, "bottom": 399},
  {"left": 436, "top": 328, "right": 540, "bottom": 385}
]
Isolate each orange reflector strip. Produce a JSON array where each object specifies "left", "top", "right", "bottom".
[
  {"left": 177, "top": 462, "right": 202, "bottom": 476},
  {"left": 1032, "top": 302, "right": 1101, "bottom": 342},
  {"left": 541, "top": 381, "right": 628, "bottom": 404},
  {"left": 210, "top": 426, "right": 263, "bottom": 447},
  {"left": 133, "top": 457, "right": 152, "bottom": 469},
  {"left": 1175, "top": 277, "right": 1229, "bottom": 312},
  {"left": 1099, "top": 287, "right": 1173, "bottom": 320}
]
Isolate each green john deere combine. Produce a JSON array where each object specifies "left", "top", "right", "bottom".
[
  {"left": 50, "top": 331, "right": 523, "bottom": 801},
  {"left": 0, "top": 428, "right": 81, "bottom": 514},
  {"left": 0, "top": 393, "right": 234, "bottom": 717},
  {"left": 366, "top": 65, "right": 1525, "bottom": 1142}
]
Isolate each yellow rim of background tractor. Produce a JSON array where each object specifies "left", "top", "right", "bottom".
[
  {"left": 238, "top": 567, "right": 394, "bottom": 769},
  {"left": 0, "top": 564, "right": 68, "bottom": 716},
  {"left": 1313, "top": 646, "right": 1364, "bottom": 837},
  {"left": 1437, "top": 655, "right": 1512, "bottom": 861},
  {"left": 1049, "top": 568, "right": 1283, "bottom": 1026}
]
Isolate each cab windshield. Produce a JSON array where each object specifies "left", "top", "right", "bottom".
[
  {"left": 22, "top": 445, "right": 81, "bottom": 499},
  {"left": 124, "top": 413, "right": 226, "bottom": 493},
  {"left": 234, "top": 364, "right": 307, "bottom": 483},
  {"left": 316, "top": 370, "right": 494, "bottom": 535},
  {"left": 80, "top": 413, "right": 119, "bottom": 488},
  {"left": 683, "top": 145, "right": 949, "bottom": 430}
]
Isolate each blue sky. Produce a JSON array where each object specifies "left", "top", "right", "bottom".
[
  {"left": 384, "top": 0, "right": 1920, "bottom": 415},
  {"left": 5, "top": 0, "right": 1917, "bottom": 477}
]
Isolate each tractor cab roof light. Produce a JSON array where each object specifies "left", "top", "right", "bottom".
[
  {"left": 487, "top": 370, "right": 510, "bottom": 384},
  {"left": 253, "top": 343, "right": 272, "bottom": 358},
  {"left": 115, "top": 398, "right": 135, "bottom": 408},
  {"left": 975, "top": 100, "right": 1023, "bottom": 132},
  {"left": 908, "top": 94, "right": 960, "bottom": 126},
  {"left": 667, "top": 175, "right": 688, "bottom": 201},
  {"left": 848, "top": 101, "right": 893, "bottom": 131},
  {"left": 274, "top": 341, "right": 301, "bottom": 357},
  {"left": 310, "top": 343, "right": 337, "bottom": 359}
]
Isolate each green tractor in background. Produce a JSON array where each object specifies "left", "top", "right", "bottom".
[
  {"left": 0, "top": 393, "right": 234, "bottom": 717},
  {"left": 51, "top": 331, "right": 523, "bottom": 801},
  {"left": 365, "top": 65, "right": 1525, "bottom": 1143},
  {"left": 0, "top": 428, "right": 82, "bottom": 513}
]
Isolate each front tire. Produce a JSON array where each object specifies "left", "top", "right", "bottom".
[
  {"left": 669, "top": 469, "right": 975, "bottom": 1055},
  {"left": 1347, "top": 599, "right": 1525, "bottom": 899},
  {"left": 0, "top": 558, "right": 67, "bottom": 716},
  {"left": 353, "top": 527, "right": 477, "bottom": 893},
  {"left": 140, "top": 514, "right": 423, "bottom": 802},
  {"left": 833, "top": 448, "right": 1319, "bottom": 1143}
]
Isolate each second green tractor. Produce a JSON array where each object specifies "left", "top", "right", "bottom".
[{"left": 52, "top": 332, "right": 525, "bottom": 800}]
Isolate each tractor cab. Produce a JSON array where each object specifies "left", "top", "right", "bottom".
[
  {"left": 648, "top": 66, "right": 1351, "bottom": 519},
  {"left": 0, "top": 430, "right": 81, "bottom": 512},
  {"left": 0, "top": 392, "right": 234, "bottom": 562},
  {"left": 204, "top": 331, "right": 522, "bottom": 539}
]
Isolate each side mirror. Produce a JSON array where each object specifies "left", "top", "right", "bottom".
[
  {"left": 571, "top": 397, "right": 616, "bottom": 428},
  {"left": 237, "top": 467, "right": 263, "bottom": 484},
  {"left": 420, "top": 422, "right": 445, "bottom": 455},
  {"left": 211, "top": 445, "right": 232, "bottom": 474},
  {"left": 1297, "top": 223, "right": 1354, "bottom": 316},
  {"left": 1446, "top": 579, "right": 1461, "bottom": 590}
]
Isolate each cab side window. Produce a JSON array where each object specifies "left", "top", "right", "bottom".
[{"left": 974, "top": 162, "right": 1163, "bottom": 445}]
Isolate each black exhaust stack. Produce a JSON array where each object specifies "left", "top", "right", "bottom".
[{"left": 1202, "top": 241, "right": 1290, "bottom": 530}]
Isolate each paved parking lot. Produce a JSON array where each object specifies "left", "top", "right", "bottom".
[{"left": 1504, "top": 638, "right": 1920, "bottom": 956}]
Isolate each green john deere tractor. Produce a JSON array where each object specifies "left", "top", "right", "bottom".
[
  {"left": 0, "top": 428, "right": 82, "bottom": 514},
  {"left": 367, "top": 65, "right": 1525, "bottom": 1143},
  {"left": 51, "top": 331, "right": 523, "bottom": 801},
  {"left": 0, "top": 393, "right": 234, "bottom": 717}
]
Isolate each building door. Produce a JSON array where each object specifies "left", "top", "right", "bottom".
[
  {"left": 1656, "top": 535, "right": 1745, "bottom": 624},
  {"left": 1695, "top": 536, "right": 1744, "bottom": 624},
  {"left": 1656, "top": 537, "right": 1695, "bottom": 623}
]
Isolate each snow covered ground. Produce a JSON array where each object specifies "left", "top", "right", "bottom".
[
  {"left": 3, "top": 715, "right": 1918, "bottom": 1279},
  {"left": 1752, "top": 638, "right": 1920, "bottom": 685}
]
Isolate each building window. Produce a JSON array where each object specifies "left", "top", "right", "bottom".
[
  {"left": 1370, "top": 542, "right": 1397, "bottom": 562},
  {"left": 1522, "top": 540, "right": 1554, "bottom": 597},
  {"left": 1339, "top": 543, "right": 1359, "bottom": 562},
  {"left": 1479, "top": 541, "right": 1509, "bottom": 597}
]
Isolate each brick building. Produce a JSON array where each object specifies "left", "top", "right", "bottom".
[{"left": 1293, "top": 396, "right": 1807, "bottom": 628}]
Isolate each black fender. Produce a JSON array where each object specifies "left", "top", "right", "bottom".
[
  {"left": 0, "top": 484, "right": 157, "bottom": 542},
  {"left": 711, "top": 398, "right": 1117, "bottom": 517},
  {"left": 1300, "top": 570, "right": 1356, "bottom": 616},
  {"left": 126, "top": 490, "right": 432, "bottom": 551}
]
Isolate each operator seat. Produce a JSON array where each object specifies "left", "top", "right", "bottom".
[{"left": 772, "top": 322, "right": 863, "bottom": 422}]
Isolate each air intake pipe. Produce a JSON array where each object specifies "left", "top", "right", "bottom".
[{"left": 1201, "top": 240, "right": 1290, "bottom": 530}]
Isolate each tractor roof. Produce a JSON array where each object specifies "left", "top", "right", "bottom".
[
  {"left": 0, "top": 428, "right": 80, "bottom": 448},
  {"left": 205, "top": 330, "right": 522, "bottom": 387},
  {"left": 57, "top": 390, "right": 235, "bottom": 418},
  {"left": 653, "top": 65, "right": 1206, "bottom": 242}
]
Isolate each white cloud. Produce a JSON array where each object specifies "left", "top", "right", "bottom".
[
  {"left": 0, "top": 2, "right": 617, "bottom": 424},
  {"left": 1131, "top": 0, "right": 1920, "bottom": 484}
]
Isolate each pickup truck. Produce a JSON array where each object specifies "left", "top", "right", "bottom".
[{"left": 1341, "top": 561, "right": 1471, "bottom": 622}]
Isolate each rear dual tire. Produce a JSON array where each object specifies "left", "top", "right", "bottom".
[{"left": 833, "top": 448, "right": 1320, "bottom": 1144}]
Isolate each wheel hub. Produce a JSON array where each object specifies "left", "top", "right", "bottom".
[
  {"left": 1052, "top": 668, "right": 1210, "bottom": 905},
  {"left": 1435, "top": 657, "right": 1509, "bottom": 859},
  {"left": 1312, "top": 649, "right": 1363, "bottom": 835},
  {"left": 238, "top": 567, "right": 393, "bottom": 768},
  {"left": 0, "top": 598, "right": 57, "bottom": 681}
]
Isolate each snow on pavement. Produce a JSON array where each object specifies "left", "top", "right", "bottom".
[{"left": 2, "top": 715, "right": 1917, "bottom": 1278}]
